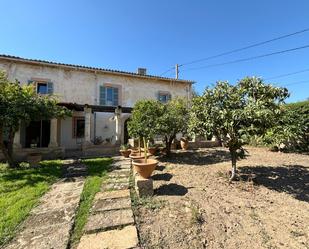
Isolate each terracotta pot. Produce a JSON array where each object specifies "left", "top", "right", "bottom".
[
  {"left": 129, "top": 152, "right": 144, "bottom": 160},
  {"left": 130, "top": 149, "right": 140, "bottom": 154},
  {"left": 180, "top": 138, "right": 189, "bottom": 150},
  {"left": 148, "top": 147, "right": 157, "bottom": 155},
  {"left": 120, "top": 150, "right": 131, "bottom": 158},
  {"left": 27, "top": 153, "right": 42, "bottom": 167},
  {"left": 133, "top": 158, "right": 158, "bottom": 179},
  {"left": 130, "top": 152, "right": 151, "bottom": 160}
]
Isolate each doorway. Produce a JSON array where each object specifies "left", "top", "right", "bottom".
[{"left": 25, "top": 120, "right": 50, "bottom": 148}]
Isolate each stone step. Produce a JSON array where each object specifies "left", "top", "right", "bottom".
[
  {"left": 101, "top": 181, "right": 130, "bottom": 191},
  {"left": 77, "top": 225, "right": 138, "bottom": 249},
  {"left": 84, "top": 209, "right": 134, "bottom": 234},
  {"left": 92, "top": 197, "right": 131, "bottom": 213},
  {"left": 95, "top": 189, "right": 130, "bottom": 200}
]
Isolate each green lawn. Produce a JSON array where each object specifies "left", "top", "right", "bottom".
[
  {"left": 0, "top": 160, "right": 62, "bottom": 246},
  {"left": 70, "top": 158, "right": 112, "bottom": 248}
]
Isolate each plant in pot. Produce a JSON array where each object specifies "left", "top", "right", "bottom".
[
  {"left": 128, "top": 100, "right": 163, "bottom": 178},
  {"left": 147, "top": 141, "right": 157, "bottom": 155},
  {"left": 180, "top": 137, "right": 189, "bottom": 150},
  {"left": 119, "top": 144, "right": 131, "bottom": 158}
]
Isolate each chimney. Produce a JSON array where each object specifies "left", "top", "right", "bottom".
[{"left": 137, "top": 68, "right": 147, "bottom": 75}]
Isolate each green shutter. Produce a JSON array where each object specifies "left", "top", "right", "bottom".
[
  {"left": 113, "top": 87, "right": 119, "bottom": 106},
  {"left": 100, "top": 86, "right": 106, "bottom": 105},
  {"left": 47, "top": 82, "right": 54, "bottom": 94}
]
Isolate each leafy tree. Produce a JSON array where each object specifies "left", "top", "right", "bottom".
[
  {"left": 127, "top": 100, "right": 163, "bottom": 159},
  {"left": 263, "top": 100, "right": 309, "bottom": 151},
  {"left": 0, "top": 71, "right": 70, "bottom": 167},
  {"left": 158, "top": 98, "right": 189, "bottom": 155},
  {"left": 189, "top": 77, "right": 289, "bottom": 180}
]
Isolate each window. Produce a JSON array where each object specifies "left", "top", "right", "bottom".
[
  {"left": 100, "top": 85, "right": 119, "bottom": 106},
  {"left": 73, "top": 117, "right": 85, "bottom": 138},
  {"left": 37, "top": 82, "right": 48, "bottom": 94},
  {"left": 158, "top": 92, "right": 171, "bottom": 103},
  {"left": 28, "top": 80, "right": 54, "bottom": 95}
]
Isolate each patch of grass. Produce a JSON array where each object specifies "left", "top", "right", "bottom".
[
  {"left": 132, "top": 195, "right": 165, "bottom": 210},
  {"left": 0, "top": 160, "right": 62, "bottom": 246},
  {"left": 190, "top": 205, "right": 204, "bottom": 225},
  {"left": 70, "top": 158, "right": 112, "bottom": 248}
]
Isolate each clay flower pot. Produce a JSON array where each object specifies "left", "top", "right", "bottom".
[
  {"left": 132, "top": 158, "right": 158, "bottom": 179},
  {"left": 148, "top": 147, "right": 157, "bottom": 155},
  {"left": 120, "top": 150, "right": 131, "bottom": 158},
  {"left": 180, "top": 138, "right": 189, "bottom": 150},
  {"left": 129, "top": 152, "right": 151, "bottom": 160},
  {"left": 27, "top": 153, "right": 42, "bottom": 167},
  {"left": 129, "top": 152, "right": 144, "bottom": 160}
]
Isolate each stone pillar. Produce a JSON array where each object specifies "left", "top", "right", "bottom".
[
  {"left": 115, "top": 107, "right": 122, "bottom": 144},
  {"left": 135, "top": 175, "right": 154, "bottom": 197},
  {"left": 48, "top": 118, "right": 58, "bottom": 147},
  {"left": 84, "top": 106, "right": 92, "bottom": 145},
  {"left": 13, "top": 127, "right": 22, "bottom": 149}
]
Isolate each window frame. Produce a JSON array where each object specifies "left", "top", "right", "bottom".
[
  {"left": 158, "top": 91, "right": 172, "bottom": 103},
  {"left": 99, "top": 83, "right": 122, "bottom": 106}
]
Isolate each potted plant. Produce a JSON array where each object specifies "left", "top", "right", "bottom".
[
  {"left": 147, "top": 141, "right": 157, "bottom": 155},
  {"left": 180, "top": 137, "right": 189, "bottom": 150},
  {"left": 132, "top": 137, "right": 158, "bottom": 178},
  {"left": 119, "top": 144, "right": 131, "bottom": 158},
  {"left": 128, "top": 100, "right": 162, "bottom": 178},
  {"left": 27, "top": 152, "right": 42, "bottom": 167}
]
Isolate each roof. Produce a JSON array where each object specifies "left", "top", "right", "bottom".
[{"left": 0, "top": 54, "right": 194, "bottom": 84}]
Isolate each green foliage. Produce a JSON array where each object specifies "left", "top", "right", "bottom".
[
  {"left": 189, "top": 77, "right": 289, "bottom": 179},
  {"left": 128, "top": 99, "right": 163, "bottom": 140},
  {"left": 261, "top": 100, "right": 309, "bottom": 151},
  {"left": 128, "top": 98, "right": 189, "bottom": 155},
  {"left": 0, "top": 70, "right": 71, "bottom": 166},
  {"left": 0, "top": 160, "right": 62, "bottom": 246}
]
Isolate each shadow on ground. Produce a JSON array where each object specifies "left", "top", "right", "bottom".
[
  {"left": 155, "top": 183, "right": 188, "bottom": 196},
  {"left": 152, "top": 173, "right": 173, "bottom": 181},
  {"left": 239, "top": 165, "right": 309, "bottom": 202},
  {"left": 159, "top": 149, "right": 231, "bottom": 166}
]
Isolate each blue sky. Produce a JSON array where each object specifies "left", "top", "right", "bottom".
[{"left": 1, "top": 0, "right": 309, "bottom": 102}]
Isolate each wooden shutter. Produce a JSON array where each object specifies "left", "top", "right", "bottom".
[
  {"left": 113, "top": 87, "right": 119, "bottom": 106},
  {"left": 167, "top": 93, "right": 172, "bottom": 101},
  {"left": 99, "top": 86, "right": 106, "bottom": 105},
  {"left": 47, "top": 82, "right": 54, "bottom": 94}
]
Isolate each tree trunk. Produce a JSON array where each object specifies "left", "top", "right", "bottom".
[
  {"left": 165, "top": 135, "right": 175, "bottom": 156},
  {"left": 229, "top": 148, "right": 237, "bottom": 181},
  {"left": 0, "top": 125, "right": 18, "bottom": 168}
]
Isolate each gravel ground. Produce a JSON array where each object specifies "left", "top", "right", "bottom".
[{"left": 134, "top": 147, "right": 309, "bottom": 249}]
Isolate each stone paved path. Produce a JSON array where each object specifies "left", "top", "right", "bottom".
[
  {"left": 77, "top": 156, "right": 139, "bottom": 249},
  {"left": 5, "top": 160, "right": 86, "bottom": 249}
]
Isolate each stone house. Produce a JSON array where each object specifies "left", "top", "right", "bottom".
[{"left": 0, "top": 55, "right": 194, "bottom": 159}]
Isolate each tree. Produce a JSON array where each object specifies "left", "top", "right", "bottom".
[
  {"left": 189, "top": 77, "right": 289, "bottom": 180},
  {"left": 262, "top": 100, "right": 309, "bottom": 151},
  {"left": 158, "top": 98, "right": 189, "bottom": 155},
  {"left": 0, "top": 71, "right": 70, "bottom": 167},
  {"left": 127, "top": 100, "right": 163, "bottom": 158}
]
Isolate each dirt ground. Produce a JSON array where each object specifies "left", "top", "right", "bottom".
[{"left": 134, "top": 147, "right": 309, "bottom": 249}]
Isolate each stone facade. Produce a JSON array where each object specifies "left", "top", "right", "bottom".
[{"left": 0, "top": 55, "right": 193, "bottom": 160}]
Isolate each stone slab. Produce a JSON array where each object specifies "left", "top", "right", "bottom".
[
  {"left": 84, "top": 209, "right": 134, "bottom": 233},
  {"left": 5, "top": 220, "right": 72, "bottom": 249},
  {"left": 135, "top": 175, "right": 153, "bottom": 197},
  {"left": 101, "top": 182, "right": 130, "bottom": 191},
  {"left": 95, "top": 189, "right": 130, "bottom": 200},
  {"left": 77, "top": 225, "right": 138, "bottom": 249},
  {"left": 92, "top": 197, "right": 131, "bottom": 212}
]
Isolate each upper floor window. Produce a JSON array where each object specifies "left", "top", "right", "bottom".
[
  {"left": 100, "top": 85, "right": 119, "bottom": 106},
  {"left": 28, "top": 80, "right": 54, "bottom": 95},
  {"left": 158, "top": 91, "right": 171, "bottom": 103}
]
